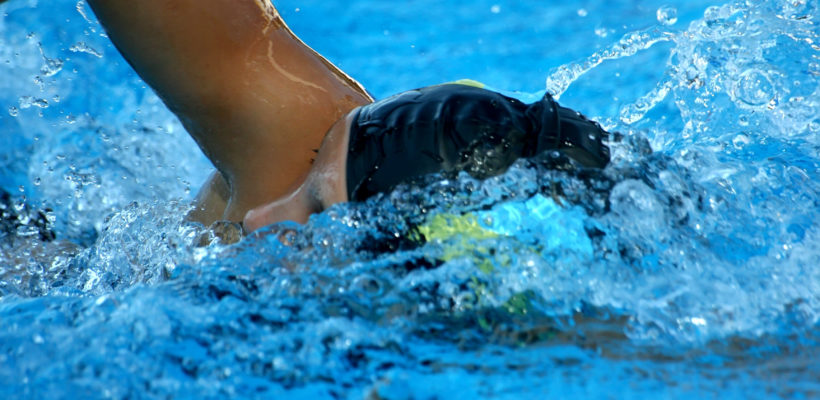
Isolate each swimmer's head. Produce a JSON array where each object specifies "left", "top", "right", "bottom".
[{"left": 244, "top": 84, "right": 611, "bottom": 231}]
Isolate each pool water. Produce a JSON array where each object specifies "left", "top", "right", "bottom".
[{"left": 2, "top": 0, "right": 819, "bottom": 398}]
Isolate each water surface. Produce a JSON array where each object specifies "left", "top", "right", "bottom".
[{"left": 1, "top": 0, "right": 819, "bottom": 398}]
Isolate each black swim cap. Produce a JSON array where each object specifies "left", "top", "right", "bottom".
[{"left": 346, "top": 84, "right": 610, "bottom": 201}]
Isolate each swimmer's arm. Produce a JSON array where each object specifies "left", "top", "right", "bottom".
[{"left": 86, "top": 0, "right": 371, "bottom": 221}]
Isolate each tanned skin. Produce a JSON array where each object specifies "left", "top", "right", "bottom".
[
  {"left": 243, "top": 110, "right": 355, "bottom": 231},
  {"left": 83, "top": 0, "right": 372, "bottom": 224}
]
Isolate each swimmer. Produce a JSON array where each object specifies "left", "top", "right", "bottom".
[
  {"left": 6, "top": 0, "right": 610, "bottom": 231},
  {"left": 243, "top": 82, "right": 610, "bottom": 231}
]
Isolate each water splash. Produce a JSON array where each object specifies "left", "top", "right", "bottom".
[
  {"left": 2, "top": 0, "right": 820, "bottom": 398},
  {"left": 545, "top": 27, "right": 676, "bottom": 99},
  {"left": 619, "top": 75, "right": 676, "bottom": 124},
  {"left": 669, "top": 1, "right": 820, "bottom": 142}
]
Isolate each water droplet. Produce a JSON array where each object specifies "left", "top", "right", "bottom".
[
  {"left": 69, "top": 41, "right": 103, "bottom": 58},
  {"left": 32, "top": 334, "right": 44, "bottom": 344},
  {"left": 657, "top": 6, "right": 678, "bottom": 25},
  {"left": 490, "top": 5, "right": 501, "bottom": 14},
  {"left": 19, "top": 96, "right": 33, "bottom": 109},
  {"left": 38, "top": 49, "right": 64, "bottom": 77},
  {"left": 577, "top": 8, "right": 588, "bottom": 17},
  {"left": 8, "top": 106, "right": 18, "bottom": 117},
  {"left": 778, "top": 0, "right": 815, "bottom": 20},
  {"left": 594, "top": 27, "right": 609, "bottom": 38},
  {"left": 18, "top": 96, "right": 49, "bottom": 109},
  {"left": 76, "top": 0, "right": 95, "bottom": 24}
]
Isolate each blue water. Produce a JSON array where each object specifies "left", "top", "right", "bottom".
[{"left": 2, "top": 0, "right": 819, "bottom": 398}]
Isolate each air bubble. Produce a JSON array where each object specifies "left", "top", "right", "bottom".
[
  {"left": 809, "top": 118, "right": 820, "bottom": 133},
  {"left": 657, "top": 6, "right": 678, "bottom": 25},
  {"left": 732, "top": 133, "right": 752, "bottom": 149},
  {"left": 351, "top": 274, "right": 383, "bottom": 298},
  {"left": 8, "top": 106, "right": 19, "bottom": 117},
  {"left": 746, "top": 18, "right": 767, "bottom": 36},
  {"left": 577, "top": 8, "right": 588, "bottom": 17},
  {"left": 809, "top": 62, "right": 820, "bottom": 76},
  {"left": 731, "top": 68, "right": 776, "bottom": 108},
  {"left": 704, "top": 5, "right": 721, "bottom": 21}
]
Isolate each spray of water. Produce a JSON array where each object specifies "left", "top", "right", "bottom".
[{"left": 1, "top": 0, "right": 819, "bottom": 398}]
